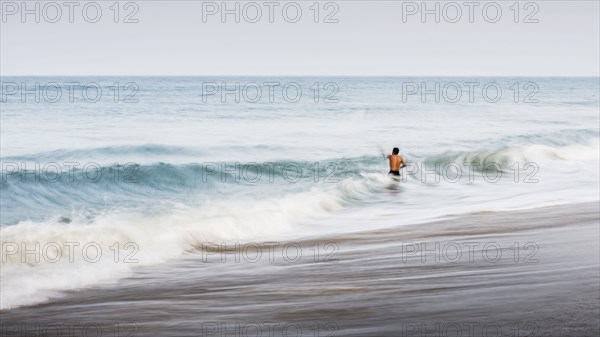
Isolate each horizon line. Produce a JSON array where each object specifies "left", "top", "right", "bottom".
[{"left": 1, "top": 74, "right": 599, "bottom": 78}]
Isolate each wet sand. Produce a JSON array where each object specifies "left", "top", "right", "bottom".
[{"left": 1, "top": 202, "right": 599, "bottom": 336}]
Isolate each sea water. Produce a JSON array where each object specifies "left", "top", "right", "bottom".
[{"left": 1, "top": 76, "right": 598, "bottom": 310}]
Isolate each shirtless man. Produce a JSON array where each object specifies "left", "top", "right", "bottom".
[{"left": 386, "top": 147, "right": 407, "bottom": 176}]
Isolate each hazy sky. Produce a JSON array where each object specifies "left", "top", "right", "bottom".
[{"left": 1, "top": 0, "right": 599, "bottom": 76}]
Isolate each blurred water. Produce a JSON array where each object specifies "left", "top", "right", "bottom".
[{"left": 1, "top": 76, "right": 599, "bottom": 310}]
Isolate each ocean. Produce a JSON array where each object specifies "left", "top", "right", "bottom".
[{"left": 1, "top": 76, "right": 599, "bottom": 336}]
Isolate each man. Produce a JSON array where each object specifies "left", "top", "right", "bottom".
[{"left": 386, "top": 147, "right": 407, "bottom": 176}]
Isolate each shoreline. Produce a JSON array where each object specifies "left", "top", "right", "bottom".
[{"left": 2, "top": 201, "right": 599, "bottom": 336}]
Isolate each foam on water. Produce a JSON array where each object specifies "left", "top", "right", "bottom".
[{"left": 1, "top": 184, "right": 350, "bottom": 309}]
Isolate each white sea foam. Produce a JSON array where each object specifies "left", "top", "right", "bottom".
[{"left": 0, "top": 184, "right": 352, "bottom": 309}]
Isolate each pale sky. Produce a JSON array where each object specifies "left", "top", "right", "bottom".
[{"left": 1, "top": 0, "right": 599, "bottom": 76}]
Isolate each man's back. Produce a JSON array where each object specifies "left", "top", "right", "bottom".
[{"left": 388, "top": 154, "right": 402, "bottom": 171}]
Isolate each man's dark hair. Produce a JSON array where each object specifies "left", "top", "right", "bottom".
[{"left": 393, "top": 147, "right": 399, "bottom": 155}]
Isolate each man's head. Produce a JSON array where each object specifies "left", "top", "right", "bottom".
[{"left": 392, "top": 147, "right": 399, "bottom": 155}]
